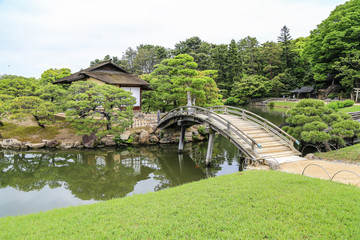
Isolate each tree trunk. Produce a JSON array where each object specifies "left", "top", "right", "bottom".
[
  {"left": 33, "top": 115, "right": 45, "bottom": 128},
  {"left": 187, "top": 91, "right": 192, "bottom": 106},
  {"left": 323, "top": 141, "right": 332, "bottom": 152}
]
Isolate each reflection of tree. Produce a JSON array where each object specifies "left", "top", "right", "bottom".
[
  {"left": 0, "top": 142, "right": 224, "bottom": 201},
  {"left": 0, "top": 149, "right": 159, "bottom": 200}
]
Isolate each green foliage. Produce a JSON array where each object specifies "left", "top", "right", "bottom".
[
  {"left": 283, "top": 99, "right": 360, "bottom": 147},
  {"left": 39, "top": 68, "right": 71, "bottom": 85},
  {"left": 65, "top": 81, "right": 135, "bottom": 137},
  {"left": 142, "top": 54, "right": 222, "bottom": 111},
  {"left": 304, "top": 0, "right": 360, "bottom": 88},
  {"left": 0, "top": 75, "right": 39, "bottom": 97},
  {"left": 198, "top": 126, "right": 206, "bottom": 135},
  {"left": 268, "top": 102, "right": 275, "bottom": 108},
  {"left": 327, "top": 100, "right": 354, "bottom": 110},
  {"left": 335, "top": 51, "right": 360, "bottom": 92},
  {"left": 8, "top": 96, "right": 55, "bottom": 128},
  {"left": 224, "top": 97, "right": 240, "bottom": 106},
  {"left": 231, "top": 75, "right": 272, "bottom": 100},
  {"left": 37, "top": 84, "right": 67, "bottom": 112}
]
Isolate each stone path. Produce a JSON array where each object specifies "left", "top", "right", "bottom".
[{"left": 281, "top": 160, "right": 360, "bottom": 187}]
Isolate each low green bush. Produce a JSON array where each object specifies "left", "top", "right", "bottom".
[
  {"left": 268, "top": 102, "right": 275, "bottom": 108},
  {"left": 198, "top": 126, "right": 206, "bottom": 135},
  {"left": 327, "top": 100, "right": 354, "bottom": 110},
  {"left": 224, "top": 97, "right": 238, "bottom": 106}
]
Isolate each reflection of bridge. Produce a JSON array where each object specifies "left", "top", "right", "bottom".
[{"left": 157, "top": 106, "right": 304, "bottom": 165}]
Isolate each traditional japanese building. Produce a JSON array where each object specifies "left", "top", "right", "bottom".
[{"left": 53, "top": 60, "right": 151, "bottom": 110}]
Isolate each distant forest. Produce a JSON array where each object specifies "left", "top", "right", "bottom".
[{"left": 91, "top": 0, "right": 360, "bottom": 100}]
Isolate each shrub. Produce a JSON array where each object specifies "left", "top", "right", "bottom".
[
  {"left": 327, "top": 102, "right": 338, "bottom": 110},
  {"left": 328, "top": 93, "right": 339, "bottom": 99},
  {"left": 198, "top": 126, "right": 206, "bottom": 135},
  {"left": 343, "top": 100, "right": 354, "bottom": 107},
  {"left": 327, "top": 100, "right": 354, "bottom": 110},
  {"left": 268, "top": 102, "right": 275, "bottom": 108},
  {"left": 224, "top": 97, "right": 238, "bottom": 106}
]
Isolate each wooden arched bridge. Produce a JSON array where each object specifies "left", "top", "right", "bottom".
[{"left": 157, "top": 106, "right": 304, "bottom": 165}]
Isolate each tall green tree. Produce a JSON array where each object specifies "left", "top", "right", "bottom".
[
  {"left": 224, "top": 39, "right": 242, "bottom": 94},
  {"left": 142, "top": 54, "right": 222, "bottom": 110},
  {"left": 258, "top": 41, "right": 282, "bottom": 80},
  {"left": 173, "top": 36, "right": 214, "bottom": 70},
  {"left": 334, "top": 51, "right": 360, "bottom": 93},
  {"left": 39, "top": 68, "right": 71, "bottom": 85},
  {"left": 238, "top": 36, "right": 260, "bottom": 75},
  {"left": 231, "top": 75, "right": 272, "bottom": 101},
  {"left": 278, "top": 25, "right": 294, "bottom": 69},
  {"left": 304, "top": 0, "right": 360, "bottom": 88}
]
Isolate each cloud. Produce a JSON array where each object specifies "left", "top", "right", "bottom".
[{"left": 0, "top": 0, "right": 346, "bottom": 78}]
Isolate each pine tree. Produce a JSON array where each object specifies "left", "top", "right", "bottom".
[{"left": 278, "top": 25, "right": 293, "bottom": 69}]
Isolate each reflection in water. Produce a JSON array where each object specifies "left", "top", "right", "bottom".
[{"left": 0, "top": 135, "right": 243, "bottom": 217}]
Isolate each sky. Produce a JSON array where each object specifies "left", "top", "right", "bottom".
[{"left": 0, "top": 0, "right": 347, "bottom": 78}]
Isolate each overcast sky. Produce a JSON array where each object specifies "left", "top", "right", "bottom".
[{"left": 0, "top": 0, "right": 346, "bottom": 78}]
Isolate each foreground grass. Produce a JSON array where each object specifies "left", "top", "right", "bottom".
[
  {"left": 1, "top": 171, "right": 359, "bottom": 239},
  {"left": 315, "top": 143, "right": 360, "bottom": 163},
  {"left": 338, "top": 105, "right": 360, "bottom": 113},
  {"left": 269, "top": 101, "right": 297, "bottom": 108}
]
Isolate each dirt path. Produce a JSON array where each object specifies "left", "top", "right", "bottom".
[{"left": 281, "top": 160, "right": 360, "bottom": 187}]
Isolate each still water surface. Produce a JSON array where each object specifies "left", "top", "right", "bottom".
[{"left": 0, "top": 105, "right": 287, "bottom": 217}]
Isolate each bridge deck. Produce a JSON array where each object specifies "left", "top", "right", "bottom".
[{"left": 220, "top": 114, "right": 304, "bottom": 164}]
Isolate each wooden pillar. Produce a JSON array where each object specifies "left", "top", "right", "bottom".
[
  {"left": 178, "top": 126, "right": 186, "bottom": 153},
  {"left": 205, "top": 131, "right": 215, "bottom": 166}
]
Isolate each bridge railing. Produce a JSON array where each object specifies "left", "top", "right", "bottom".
[
  {"left": 207, "top": 106, "right": 300, "bottom": 151},
  {"left": 159, "top": 106, "right": 261, "bottom": 157}
]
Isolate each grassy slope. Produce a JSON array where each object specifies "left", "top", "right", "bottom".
[
  {"left": 269, "top": 101, "right": 297, "bottom": 108},
  {"left": 338, "top": 105, "right": 360, "bottom": 113},
  {"left": 0, "top": 171, "right": 359, "bottom": 239},
  {"left": 0, "top": 119, "right": 77, "bottom": 142},
  {"left": 315, "top": 143, "right": 360, "bottom": 162}
]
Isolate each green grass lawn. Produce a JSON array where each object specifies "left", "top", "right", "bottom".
[
  {"left": 338, "top": 105, "right": 360, "bottom": 113},
  {"left": 269, "top": 101, "right": 298, "bottom": 108},
  {"left": 315, "top": 143, "right": 360, "bottom": 162},
  {"left": 1, "top": 171, "right": 359, "bottom": 239}
]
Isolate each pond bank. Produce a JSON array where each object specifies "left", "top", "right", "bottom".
[{"left": 0, "top": 124, "right": 206, "bottom": 150}]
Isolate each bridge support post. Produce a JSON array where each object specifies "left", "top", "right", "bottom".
[
  {"left": 178, "top": 126, "right": 186, "bottom": 153},
  {"left": 205, "top": 131, "right": 215, "bottom": 167}
]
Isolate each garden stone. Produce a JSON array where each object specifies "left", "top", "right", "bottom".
[
  {"left": 82, "top": 134, "right": 97, "bottom": 148},
  {"left": 139, "top": 130, "right": 150, "bottom": 144},
  {"left": 26, "top": 143, "right": 46, "bottom": 149},
  {"left": 60, "top": 142, "right": 74, "bottom": 149}
]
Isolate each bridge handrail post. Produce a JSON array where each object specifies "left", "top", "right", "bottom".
[
  {"left": 252, "top": 142, "right": 258, "bottom": 157},
  {"left": 157, "top": 110, "right": 161, "bottom": 125},
  {"left": 242, "top": 110, "right": 246, "bottom": 119}
]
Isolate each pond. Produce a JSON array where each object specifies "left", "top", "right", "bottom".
[{"left": 0, "top": 105, "right": 287, "bottom": 218}]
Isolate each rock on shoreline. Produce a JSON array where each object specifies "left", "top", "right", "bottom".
[{"left": 0, "top": 125, "right": 207, "bottom": 150}]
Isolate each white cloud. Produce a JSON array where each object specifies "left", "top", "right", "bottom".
[{"left": 0, "top": 0, "right": 346, "bottom": 78}]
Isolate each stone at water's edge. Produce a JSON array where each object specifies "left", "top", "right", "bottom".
[
  {"left": 60, "top": 142, "right": 74, "bottom": 149},
  {"left": 82, "top": 134, "right": 97, "bottom": 148},
  {"left": 139, "top": 130, "right": 150, "bottom": 144},
  {"left": 43, "top": 139, "right": 59, "bottom": 148},
  {"left": 26, "top": 143, "right": 46, "bottom": 149}
]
